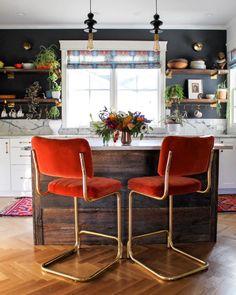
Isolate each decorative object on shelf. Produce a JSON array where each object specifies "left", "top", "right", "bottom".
[
  {"left": 16, "top": 105, "right": 24, "bottom": 118},
  {"left": 14, "top": 63, "right": 23, "bottom": 69},
  {"left": 188, "top": 79, "right": 203, "bottom": 99},
  {"left": 25, "top": 81, "right": 42, "bottom": 119},
  {"left": 22, "top": 63, "right": 34, "bottom": 69},
  {"left": 1, "top": 106, "right": 7, "bottom": 118},
  {"left": 216, "top": 80, "right": 227, "bottom": 100},
  {"left": 216, "top": 52, "right": 227, "bottom": 69},
  {"left": 150, "top": 0, "right": 163, "bottom": 52},
  {"left": 194, "top": 105, "right": 203, "bottom": 118},
  {"left": 84, "top": 0, "right": 97, "bottom": 51},
  {"left": 190, "top": 59, "right": 206, "bottom": 69},
  {"left": 167, "top": 58, "right": 188, "bottom": 69},
  {"left": 23, "top": 41, "right": 32, "bottom": 51},
  {"left": 91, "top": 107, "right": 153, "bottom": 145},
  {"left": 47, "top": 105, "right": 61, "bottom": 134},
  {"left": 206, "top": 94, "right": 215, "bottom": 100},
  {"left": 192, "top": 42, "right": 204, "bottom": 52},
  {"left": 0, "top": 60, "right": 4, "bottom": 68}
]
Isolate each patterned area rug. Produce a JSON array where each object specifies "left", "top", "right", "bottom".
[
  {"left": 218, "top": 195, "right": 236, "bottom": 212},
  {"left": 0, "top": 197, "right": 32, "bottom": 216}
]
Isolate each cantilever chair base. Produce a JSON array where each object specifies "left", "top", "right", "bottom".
[
  {"left": 42, "top": 232, "right": 122, "bottom": 282},
  {"left": 41, "top": 193, "right": 123, "bottom": 282},
  {"left": 127, "top": 190, "right": 209, "bottom": 281}
]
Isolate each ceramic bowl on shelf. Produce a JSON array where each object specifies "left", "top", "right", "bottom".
[
  {"left": 206, "top": 94, "right": 215, "bottom": 100},
  {"left": 167, "top": 58, "right": 188, "bottom": 69},
  {"left": 22, "top": 63, "right": 34, "bottom": 69}
]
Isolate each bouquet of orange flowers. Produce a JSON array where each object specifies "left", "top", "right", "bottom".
[{"left": 91, "top": 107, "right": 153, "bottom": 144}]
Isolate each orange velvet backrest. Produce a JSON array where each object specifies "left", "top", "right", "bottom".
[
  {"left": 158, "top": 136, "right": 214, "bottom": 176},
  {"left": 31, "top": 137, "right": 94, "bottom": 178}
]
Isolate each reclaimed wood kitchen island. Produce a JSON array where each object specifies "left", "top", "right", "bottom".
[{"left": 32, "top": 138, "right": 231, "bottom": 245}]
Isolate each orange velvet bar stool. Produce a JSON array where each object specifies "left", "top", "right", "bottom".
[
  {"left": 127, "top": 136, "right": 214, "bottom": 281},
  {"left": 31, "top": 136, "right": 122, "bottom": 282}
]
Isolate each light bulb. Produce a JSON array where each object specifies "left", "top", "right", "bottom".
[
  {"left": 87, "top": 32, "right": 94, "bottom": 50},
  {"left": 153, "top": 33, "right": 160, "bottom": 52}
]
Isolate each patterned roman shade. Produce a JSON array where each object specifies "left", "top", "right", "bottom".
[{"left": 67, "top": 50, "right": 160, "bottom": 69}]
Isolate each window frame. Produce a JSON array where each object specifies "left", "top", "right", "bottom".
[{"left": 60, "top": 40, "right": 167, "bottom": 131}]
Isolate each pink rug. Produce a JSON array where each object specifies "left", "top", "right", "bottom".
[
  {"left": 0, "top": 197, "right": 32, "bottom": 216},
  {"left": 218, "top": 195, "right": 236, "bottom": 212}
]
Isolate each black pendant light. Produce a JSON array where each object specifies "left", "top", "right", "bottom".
[
  {"left": 84, "top": 0, "right": 97, "bottom": 50},
  {"left": 150, "top": 0, "right": 163, "bottom": 52}
]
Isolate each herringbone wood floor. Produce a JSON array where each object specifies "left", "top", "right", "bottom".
[{"left": 0, "top": 213, "right": 236, "bottom": 295}]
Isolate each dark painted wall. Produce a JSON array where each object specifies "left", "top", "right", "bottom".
[{"left": 0, "top": 29, "right": 227, "bottom": 118}]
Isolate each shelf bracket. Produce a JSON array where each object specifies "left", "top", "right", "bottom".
[
  {"left": 6, "top": 72, "right": 15, "bottom": 79},
  {"left": 166, "top": 69, "right": 172, "bottom": 79},
  {"left": 210, "top": 70, "right": 218, "bottom": 80}
]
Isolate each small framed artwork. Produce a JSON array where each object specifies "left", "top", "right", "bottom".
[{"left": 188, "top": 79, "right": 203, "bottom": 99}]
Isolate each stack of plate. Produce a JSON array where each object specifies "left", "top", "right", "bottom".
[{"left": 190, "top": 60, "right": 206, "bottom": 69}]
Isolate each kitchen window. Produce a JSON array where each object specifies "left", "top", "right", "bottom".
[{"left": 60, "top": 41, "right": 167, "bottom": 130}]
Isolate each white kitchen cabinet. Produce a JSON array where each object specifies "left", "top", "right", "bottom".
[
  {"left": 10, "top": 137, "right": 32, "bottom": 197},
  {"left": 0, "top": 139, "right": 11, "bottom": 194},
  {"left": 218, "top": 137, "right": 236, "bottom": 194}
]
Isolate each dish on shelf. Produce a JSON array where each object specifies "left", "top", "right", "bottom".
[
  {"left": 4, "top": 66, "right": 15, "bottom": 69},
  {"left": 0, "top": 94, "right": 16, "bottom": 100},
  {"left": 167, "top": 58, "right": 188, "bottom": 69},
  {"left": 206, "top": 94, "right": 215, "bottom": 99},
  {"left": 190, "top": 60, "right": 206, "bottom": 69},
  {"left": 22, "top": 63, "right": 34, "bottom": 69}
]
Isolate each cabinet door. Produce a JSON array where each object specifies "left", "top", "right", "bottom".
[
  {"left": 0, "top": 139, "right": 11, "bottom": 193},
  {"left": 11, "top": 165, "right": 32, "bottom": 196},
  {"left": 219, "top": 138, "right": 236, "bottom": 190}
]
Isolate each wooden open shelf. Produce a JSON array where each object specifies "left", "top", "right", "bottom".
[
  {"left": 181, "top": 99, "right": 228, "bottom": 104},
  {"left": 0, "top": 68, "right": 50, "bottom": 73},
  {"left": 166, "top": 69, "right": 228, "bottom": 75},
  {"left": 0, "top": 98, "right": 59, "bottom": 103}
]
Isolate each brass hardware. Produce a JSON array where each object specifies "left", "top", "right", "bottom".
[
  {"left": 23, "top": 41, "right": 32, "bottom": 50},
  {"left": 192, "top": 42, "right": 204, "bottom": 52}
]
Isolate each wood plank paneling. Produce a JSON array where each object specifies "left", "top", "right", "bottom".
[{"left": 32, "top": 149, "right": 219, "bottom": 245}]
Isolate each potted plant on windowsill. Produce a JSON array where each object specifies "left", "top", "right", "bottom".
[
  {"left": 165, "top": 84, "right": 185, "bottom": 134},
  {"left": 47, "top": 105, "right": 61, "bottom": 135}
]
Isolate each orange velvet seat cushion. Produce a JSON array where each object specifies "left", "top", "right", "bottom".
[
  {"left": 128, "top": 176, "right": 201, "bottom": 197},
  {"left": 48, "top": 177, "right": 122, "bottom": 199}
]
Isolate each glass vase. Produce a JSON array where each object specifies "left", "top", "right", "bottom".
[{"left": 121, "top": 131, "right": 132, "bottom": 145}]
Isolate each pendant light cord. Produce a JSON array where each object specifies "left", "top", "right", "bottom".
[
  {"left": 155, "top": 0, "right": 157, "bottom": 14},
  {"left": 90, "top": 0, "right": 92, "bottom": 13}
]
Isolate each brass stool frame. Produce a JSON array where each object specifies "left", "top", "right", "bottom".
[
  {"left": 127, "top": 150, "right": 213, "bottom": 281},
  {"left": 32, "top": 150, "right": 122, "bottom": 282}
]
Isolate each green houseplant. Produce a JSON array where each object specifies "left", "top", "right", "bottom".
[
  {"left": 165, "top": 84, "right": 184, "bottom": 121},
  {"left": 48, "top": 105, "right": 61, "bottom": 134},
  {"left": 34, "top": 45, "right": 60, "bottom": 69},
  {"left": 34, "top": 45, "right": 61, "bottom": 98},
  {"left": 48, "top": 71, "right": 61, "bottom": 99}
]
